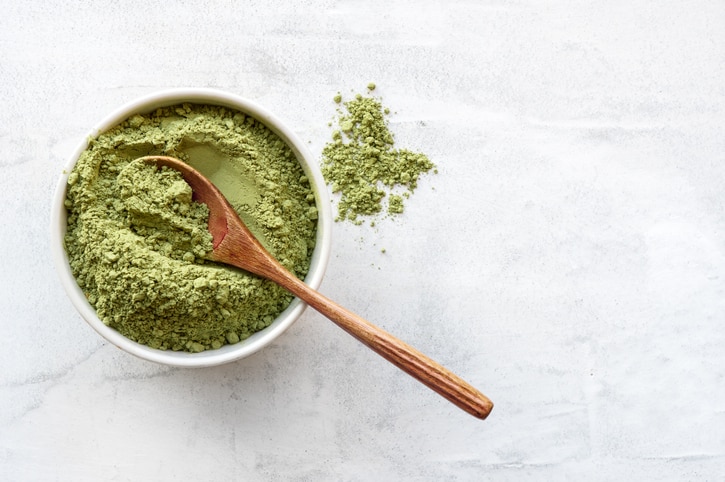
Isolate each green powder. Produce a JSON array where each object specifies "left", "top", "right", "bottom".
[
  {"left": 64, "top": 103, "right": 317, "bottom": 352},
  {"left": 321, "top": 90, "right": 435, "bottom": 224}
]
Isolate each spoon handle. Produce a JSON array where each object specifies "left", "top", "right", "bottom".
[{"left": 276, "top": 271, "right": 494, "bottom": 419}]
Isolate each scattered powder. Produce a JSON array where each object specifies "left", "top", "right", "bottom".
[
  {"left": 64, "top": 104, "right": 317, "bottom": 352},
  {"left": 321, "top": 89, "right": 435, "bottom": 224}
]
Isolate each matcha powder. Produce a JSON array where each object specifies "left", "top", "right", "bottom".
[
  {"left": 64, "top": 104, "right": 318, "bottom": 352},
  {"left": 321, "top": 90, "right": 435, "bottom": 224}
]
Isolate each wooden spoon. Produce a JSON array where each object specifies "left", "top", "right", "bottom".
[{"left": 139, "top": 155, "right": 494, "bottom": 419}]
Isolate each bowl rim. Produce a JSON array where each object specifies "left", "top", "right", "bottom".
[{"left": 50, "top": 88, "right": 332, "bottom": 367}]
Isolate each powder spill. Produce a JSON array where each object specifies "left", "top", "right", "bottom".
[
  {"left": 64, "top": 104, "right": 317, "bottom": 352},
  {"left": 321, "top": 89, "right": 435, "bottom": 225}
]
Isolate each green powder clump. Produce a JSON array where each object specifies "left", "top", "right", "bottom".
[
  {"left": 64, "top": 104, "right": 317, "bottom": 352},
  {"left": 321, "top": 91, "right": 435, "bottom": 224},
  {"left": 387, "top": 194, "right": 405, "bottom": 214},
  {"left": 117, "top": 159, "right": 214, "bottom": 262}
]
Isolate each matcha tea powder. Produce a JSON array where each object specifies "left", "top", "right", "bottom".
[
  {"left": 64, "top": 104, "right": 318, "bottom": 353},
  {"left": 321, "top": 90, "right": 435, "bottom": 224}
]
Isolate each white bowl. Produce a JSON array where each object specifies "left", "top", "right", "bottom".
[{"left": 50, "top": 88, "right": 332, "bottom": 367}]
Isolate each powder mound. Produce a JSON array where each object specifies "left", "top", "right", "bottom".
[
  {"left": 321, "top": 92, "right": 435, "bottom": 224},
  {"left": 118, "top": 159, "right": 213, "bottom": 260},
  {"left": 64, "top": 104, "right": 318, "bottom": 353}
]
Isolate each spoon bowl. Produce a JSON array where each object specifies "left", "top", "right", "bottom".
[{"left": 141, "top": 155, "right": 494, "bottom": 420}]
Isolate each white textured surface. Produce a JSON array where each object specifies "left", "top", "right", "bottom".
[{"left": 2, "top": 1, "right": 724, "bottom": 480}]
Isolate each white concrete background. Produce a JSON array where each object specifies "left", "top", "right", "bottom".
[{"left": 1, "top": 1, "right": 724, "bottom": 480}]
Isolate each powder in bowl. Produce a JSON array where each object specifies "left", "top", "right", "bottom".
[{"left": 64, "top": 103, "right": 318, "bottom": 353}]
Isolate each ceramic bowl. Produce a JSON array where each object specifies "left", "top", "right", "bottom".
[{"left": 50, "top": 88, "right": 331, "bottom": 367}]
